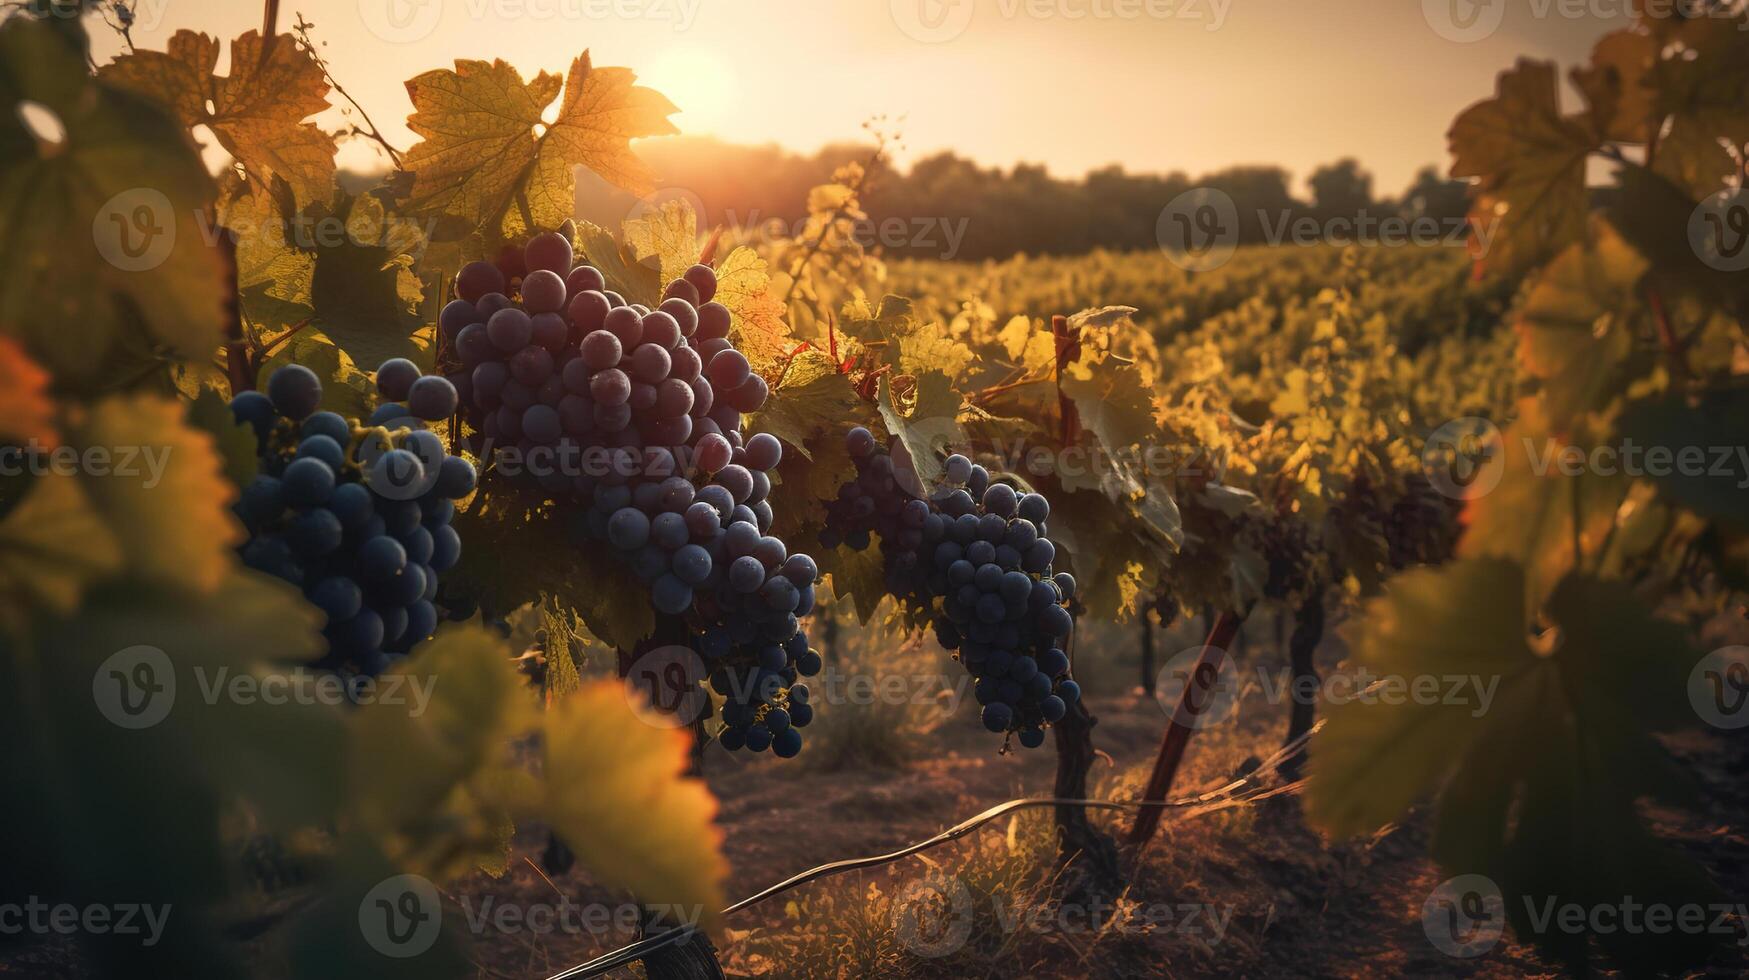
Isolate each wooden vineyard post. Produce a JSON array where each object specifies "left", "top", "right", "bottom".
[
  {"left": 1051, "top": 612, "right": 1123, "bottom": 898},
  {"left": 615, "top": 625, "right": 727, "bottom": 980},
  {"left": 1280, "top": 587, "right": 1325, "bottom": 782},
  {"left": 1045, "top": 312, "right": 1123, "bottom": 898},
  {"left": 1139, "top": 606, "right": 1156, "bottom": 698},
  {"left": 1127, "top": 609, "right": 1243, "bottom": 851}
]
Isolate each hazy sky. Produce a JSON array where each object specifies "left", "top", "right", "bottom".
[{"left": 90, "top": 0, "right": 1627, "bottom": 194}]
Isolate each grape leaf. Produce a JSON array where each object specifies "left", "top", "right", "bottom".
[
  {"left": 1459, "top": 400, "right": 1628, "bottom": 614},
  {"left": 544, "top": 681, "right": 727, "bottom": 928},
  {"left": 100, "top": 30, "right": 336, "bottom": 210},
  {"left": 1514, "top": 224, "right": 1648, "bottom": 429},
  {"left": 308, "top": 193, "right": 429, "bottom": 369},
  {"left": 575, "top": 217, "right": 662, "bottom": 307},
  {"left": 1449, "top": 60, "right": 1598, "bottom": 281},
  {"left": 820, "top": 536, "right": 889, "bottom": 624},
  {"left": 449, "top": 484, "right": 655, "bottom": 648},
  {"left": 0, "top": 473, "right": 124, "bottom": 630},
  {"left": 8, "top": 574, "right": 343, "bottom": 933},
  {"left": 184, "top": 385, "right": 260, "bottom": 490},
  {"left": 1571, "top": 29, "right": 1659, "bottom": 143},
  {"left": 0, "top": 336, "right": 58, "bottom": 447},
  {"left": 401, "top": 53, "right": 677, "bottom": 242},
  {"left": 877, "top": 372, "right": 964, "bottom": 495},
  {"left": 73, "top": 395, "right": 244, "bottom": 596},
  {"left": 1046, "top": 489, "right": 1166, "bottom": 621},
  {"left": 347, "top": 625, "right": 537, "bottom": 880},
  {"left": 715, "top": 246, "right": 797, "bottom": 382},
  {"left": 1646, "top": 13, "right": 1749, "bottom": 200},
  {"left": 0, "top": 16, "right": 227, "bottom": 393},
  {"left": 625, "top": 197, "right": 700, "bottom": 287},
  {"left": 1306, "top": 559, "right": 1717, "bottom": 972},
  {"left": 1058, "top": 355, "right": 1183, "bottom": 550},
  {"left": 1617, "top": 387, "right": 1749, "bottom": 525},
  {"left": 745, "top": 347, "right": 865, "bottom": 462}
]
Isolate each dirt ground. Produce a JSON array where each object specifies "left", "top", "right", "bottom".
[{"left": 456, "top": 621, "right": 1749, "bottom": 980}]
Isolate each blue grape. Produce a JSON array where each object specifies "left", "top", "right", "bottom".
[{"left": 266, "top": 365, "right": 322, "bottom": 420}]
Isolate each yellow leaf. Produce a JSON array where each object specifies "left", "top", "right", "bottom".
[
  {"left": 402, "top": 53, "right": 677, "bottom": 241},
  {"left": 625, "top": 198, "right": 700, "bottom": 287},
  {"left": 1449, "top": 60, "right": 1597, "bottom": 280},
  {"left": 714, "top": 247, "right": 796, "bottom": 381},
  {"left": 545, "top": 682, "right": 727, "bottom": 928},
  {"left": 102, "top": 30, "right": 336, "bottom": 209}
]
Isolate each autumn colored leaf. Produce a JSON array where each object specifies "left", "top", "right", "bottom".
[
  {"left": 1514, "top": 224, "right": 1649, "bottom": 428},
  {"left": 402, "top": 53, "right": 677, "bottom": 241},
  {"left": 544, "top": 682, "right": 727, "bottom": 928},
  {"left": 1571, "top": 29, "right": 1659, "bottom": 144},
  {"left": 1646, "top": 13, "right": 1749, "bottom": 199},
  {"left": 715, "top": 246, "right": 797, "bottom": 382},
  {"left": 102, "top": 30, "right": 336, "bottom": 209},
  {"left": 0, "top": 336, "right": 58, "bottom": 447},
  {"left": 625, "top": 198, "right": 701, "bottom": 287},
  {"left": 1449, "top": 60, "right": 1597, "bottom": 281}
]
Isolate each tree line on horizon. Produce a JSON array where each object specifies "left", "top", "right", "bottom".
[{"left": 565, "top": 135, "right": 1473, "bottom": 262}]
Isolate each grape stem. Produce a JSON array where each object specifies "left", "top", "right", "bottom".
[{"left": 1127, "top": 608, "right": 1244, "bottom": 851}]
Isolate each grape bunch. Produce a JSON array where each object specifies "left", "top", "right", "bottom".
[
  {"left": 823, "top": 429, "right": 1080, "bottom": 748},
  {"left": 445, "top": 233, "right": 821, "bottom": 757},
  {"left": 230, "top": 363, "right": 475, "bottom": 676}
]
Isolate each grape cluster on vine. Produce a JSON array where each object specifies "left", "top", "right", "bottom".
[
  {"left": 443, "top": 233, "right": 820, "bottom": 757},
  {"left": 231, "top": 364, "right": 474, "bottom": 676},
  {"left": 823, "top": 430, "right": 1080, "bottom": 748}
]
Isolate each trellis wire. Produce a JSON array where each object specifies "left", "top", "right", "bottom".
[{"left": 542, "top": 723, "right": 1322, "bottom": 980}]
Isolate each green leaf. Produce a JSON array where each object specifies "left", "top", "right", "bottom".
[
  {"left": 1618, "top": 387, "right": 1749, "bottom": 525},
  {"left": 0, "top": 472, "right": 125, "bottom": 630},
  {"left": 73, "top": 395, "right": 245, "bottom": 596},
  {"left": 544, "top": 681, "right": 728, "bottom": 929},
  {"left": 308, "top": 194, "right": 430, "bottom": 371},
  {"left": 821, "top": 536, "right": 890, "bottom": 625},
  {"left": 185, "top": 385, "right": 260, "bottom": 490},
  {"left": 0, "top": 16, "right": 227, "bottom": 394},
  {"left": 1646, "top": 14, "right": 1749, "bottom": 200},
  {"left": 449, "top": 482, "right": 654, "bottom": 648},
  {"left": 1306, "top": 559, "right": 1717, "bottom": 973},
  {"left": 346, "top": 625, "right": 537, "bottom": 881}
]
